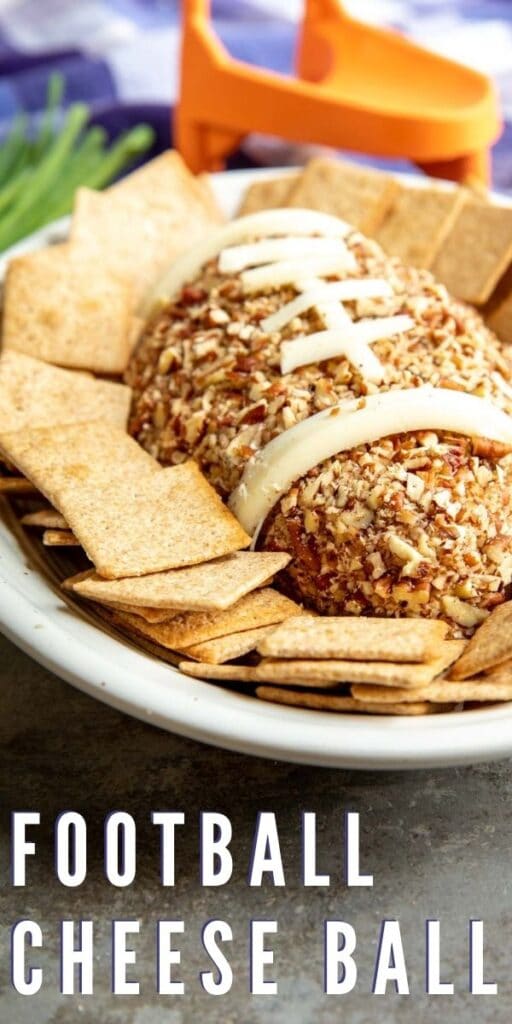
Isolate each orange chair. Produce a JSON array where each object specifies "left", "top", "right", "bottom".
[{"left": 176, "top": 0, "right": 501, "bottom": 185}]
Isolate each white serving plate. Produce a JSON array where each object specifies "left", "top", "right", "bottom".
[{"left": 1, "top": 166, "right": 512, "bottom": 770}]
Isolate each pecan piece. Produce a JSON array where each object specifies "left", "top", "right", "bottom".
[
  {"left": 180, "top": 285, "right": 207, "bottom": 305},
  {"left": 239, "top": 403, "right": 267, "bottom": 425},
  {"left": 471, "top": 437, "right": 512, "bottom": 460}
]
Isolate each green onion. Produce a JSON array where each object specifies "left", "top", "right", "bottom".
[
  {"left": 40, "top": 128, "right": 108, "bottom": 222},
  {"left": 83, "top": 124, "right": 155, "bottom": 190},
  {"left": 0, "top": 103, "right": 90, "bottom": 251},
  {"left": 0, "top": 114, "right": 30, "bottom": 189},
  {"left": 46, "top": 125, "right": 154, "bottom": 221},
  {"left": 0, "top": 73, "right": 155, "bottom": 251},
  {"left": 0, "top": 166, "right": 33, "bottom": 216},
  {"left": 31, "top": 73, "right": 64, "bottom": 162}
]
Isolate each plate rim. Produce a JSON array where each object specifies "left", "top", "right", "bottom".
[{"left": 2, "top": 164, "right": 512, "bottom": 771}]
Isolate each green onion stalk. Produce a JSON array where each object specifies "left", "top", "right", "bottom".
[{"left": 0, "top": 73, "right": 155, "bottom": 251}]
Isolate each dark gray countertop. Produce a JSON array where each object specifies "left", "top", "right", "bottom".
[{"left": 1, "top": 631, "right": 512, "bottom": 1023}]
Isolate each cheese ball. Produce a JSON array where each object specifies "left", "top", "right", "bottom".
[{"left": 126, "top": 226, "right": 512, "bottom": 633}]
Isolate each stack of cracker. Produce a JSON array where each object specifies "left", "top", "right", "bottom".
[
  {"left": 237, "top": 156, "right": 512, "bottom": 344},
  {"left": 0, "top": 152, "right": 302, "bottom": 668},
  {"left": 63, "top": 561, "right": 300, "bottom": 665},
  {"left": 179, "top": 607, "right": 512, "bottom": 715},
  {"left": 0, "top": 350, "right": 299, "bottom": 664}
]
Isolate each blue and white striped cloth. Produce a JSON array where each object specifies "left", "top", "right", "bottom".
[{"left": 1, "top": 0, "right": 512, "bottom": 186}]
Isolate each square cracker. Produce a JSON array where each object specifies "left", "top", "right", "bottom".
[
  {"left": 375, "top": 184, "right": 468, "bottom": 268},
  {"left": 197, "top": 173, "right": 225, "bottom": 221},
  {"left": 0, "top": 476, "right": 38, "bottom": 495},
  {"left": 110, "top": 589, "right": 299, "bottom": 649},
  {"left": 62, "top": 571, "right": 173, "bottom": 623},
  {"left": 85, "top": 461, "right": 249, "bottom": 578},
  {"left": 0, "top": 422, "right": 249, "bottom": 578},
  {"left": 3, "top": 245, "right": 134, "bottom": 374},
  {"left": 483, "top": 263, "right": 512, "bottom": 343},
  {"left": 431, "top": 200, "right": 512, "bottom": 304},
  {"left": 179, "top": 660, "right": 261, "bottom": 682},
  {"left": 238, "top": 175, "right": 297, "bottom": 215},
  {"left": 287, "top": 157, "right": 399, "bottom": 234},
  {"left": 450, "top": 601, "right": 512, "bottom": 679},
  {"left": 253, "top": 642, "right": 464, "bottom": 688},
  {"left": 352, "top": 672, "right": 512, "bottom": 704},
  {"left": 21, "top": 509, "right": 68, "bottom": 529},
  {"left": 66, "top": 551, "right": 290, "bottom": 611},
  {"left": 98, "top": 603, "right": 179, "bottom": 625},
  {"left": 486, "top": 659, "right": 512, "bottom": 677},
  {"left": 62, "top": 578, "right": 180, "bottom": 625},
  {"left": 107, "top": 152, "right": 222, "bottom": 218},
  {"left": 179, "top": 625, "right": 275, "bottom": 664},
  {"left": 255, "top": 686, "right": 445, "bottom": 716},
  {"left": 258, "top": 615, "right": 449, "bottom": 663},
  {"left": 0, "top": 352, "right": 131, "bottom": 433},
  {"left": 71, "top": 151, "right": 224, "bottom": 307},
  {"left": 43, "top": 529, "right": 79, "bottom": 546},
  {"left": 0, "top": 420, "right": 158, "bottom": 496}
]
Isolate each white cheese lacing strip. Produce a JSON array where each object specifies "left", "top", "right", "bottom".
[
  {"left": 314, "top": 300, "right": 352, "bottom": 328},
  {"left": 229, "top": 238, "right": 395, "bottom": 382},
  {"left": 261, "top": 278, "right": 393, "bottom": 334},
  {"left": 146, "top": 205, "right": 401, "bottom": 384},
  {"left": 295, "top": 277, "right": 352, "bottom": 327},
  {"left": 492, "top": 371, "right": 512, "bottom": 403},
  {"left": 219, "top": 236, "right": 350, "bottom": 274},
  {"left": 145, "top": 208, "right": 351, "bottom": 313},
  {"left": 294, "top": 280, "right": 385, "bottom": 383},
  {"left": 229, "top": 386, "right": 512, "bottom": 534},
  {"left": 295, "top": 277, "right": 380, "bottom": 377},
  {"left": 280, "top": 315, "right": 415, "bottom": 380},
  {"left": 240, "top": 253, "right": 357, "bottom": 294}
]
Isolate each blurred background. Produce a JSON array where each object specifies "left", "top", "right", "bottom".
[{"left": 2, "top": 0, "right": 512, "bottom": 185}]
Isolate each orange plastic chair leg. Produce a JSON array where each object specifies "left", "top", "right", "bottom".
[
  {"left": 175, "top": 111, "right": 207, "bottom": 173},
  {"left": 176, "top": 110, "right": 243, "bottom": 173},
  {"left": 416, "top": 148, "right": 491, "bottom": 186}
]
